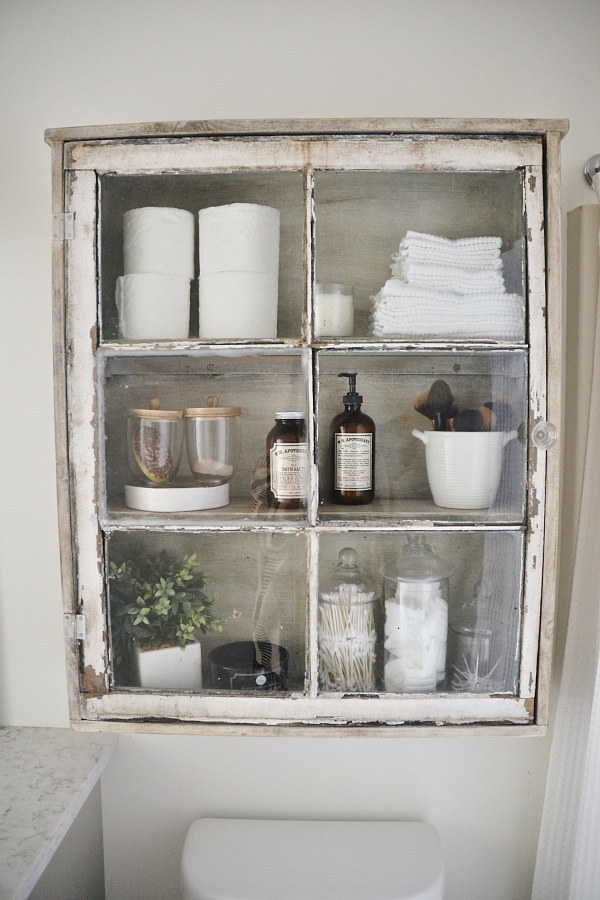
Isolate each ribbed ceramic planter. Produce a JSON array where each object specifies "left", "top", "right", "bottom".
[{"left": 412, "top": 430, "right": 518, "bottom": 509}]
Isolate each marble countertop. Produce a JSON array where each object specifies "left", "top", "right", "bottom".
[{"left": 0, "top": 727, "right": 116, "bottom": 900}]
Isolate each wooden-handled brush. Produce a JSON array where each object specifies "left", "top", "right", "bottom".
[
  {"left": 425, "top": 380, "right": 455, "bottom": 431},
  {"left": 449, "top": 406, "right": 497, "bottom": 432},
  {"left": 414, "top": 380, "right": 456, "bottom": 430}
]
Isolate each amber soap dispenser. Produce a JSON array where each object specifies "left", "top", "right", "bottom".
[{"left": 331, "top": 372, "right": 375, "bottom": 505}]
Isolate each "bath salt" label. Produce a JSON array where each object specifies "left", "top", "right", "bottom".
[
  {"left": 270, "top": 443, "right": 308, "bottom": 499},
  {"left": 335, "top": 433, "right": 372, "bottom": 490}
]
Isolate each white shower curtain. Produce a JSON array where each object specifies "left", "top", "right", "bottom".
[{"left": 532, "top": 176, "right": 600, "bottom": 899}]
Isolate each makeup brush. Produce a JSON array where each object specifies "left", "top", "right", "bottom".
[
  {"left": 414, "top": 389, "right": 435, "bottom": 421},
  {"left": 426, "top": 380, "right": 454, "bottom": 431},
  {"left": 484, "top": 399, "right": 513, "bottom": 430},
  {"left": 452, "top": 408, "right": 485, "bottom": 432},
  {"left": 478, "top": 406, "right": 496, "bottom": 431}
]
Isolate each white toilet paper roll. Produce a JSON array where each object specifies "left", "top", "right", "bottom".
[
  {"left": 124, "top": 207, "right": 195, "bottom": 279},
  {"left": 199, "top": 271, "right": 278, "bottom": 339},
  {"left": 116, "top": 274, "right": 191, "bottom": 340},
  {"left": 198, "top": 203, "right": 280, "bottom": 274}
]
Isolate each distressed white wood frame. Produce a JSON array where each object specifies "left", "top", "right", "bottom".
[{"left": 46, "top": 120, "right": 566, "bottom": 734}]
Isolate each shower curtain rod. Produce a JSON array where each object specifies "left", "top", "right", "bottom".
[{"left": 584, "top": 154, "right": 600, "bottom": 185}]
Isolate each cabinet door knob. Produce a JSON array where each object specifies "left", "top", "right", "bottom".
[{"left": 531, "top": 421, "right": 558, "bottom": 449}]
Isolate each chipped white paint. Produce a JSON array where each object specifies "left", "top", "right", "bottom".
[
  {"left": 84, "top": 689, "right": 532, "bottom": 726},
  {"left": 306, "top": 531, "right": 320, "bottom": 700},
  {"left": 535, "top": 132, "right": 564, "bottom": 725},
  {"left": 519, "top": 165, "right": 548, "bottom": 703},
  {"left": 64, "top": 170, "right": 108, "bottom": 695},
  {"left": 64, "top": 136, "right": 544, "bottom": 177}
]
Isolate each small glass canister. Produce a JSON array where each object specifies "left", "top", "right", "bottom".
[
  {"left": 448, "top": 591, "right": 500, "bottom": 692},
  {"left": 383, "top": 536, "right": 452, "bottom": 693},
  {"left": 318, "top": 547, "right": 380, "bottom": 692},
  {"left": 184, "top": 396, "right": 241, "bottom": 486},
  {"left": 314, "top": 283, "right": 354, "bottom": 338},
  {"left": 127, "top": 398, "right": 183, "bottom": 484}
]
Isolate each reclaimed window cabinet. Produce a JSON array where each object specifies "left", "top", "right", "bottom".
[{"left": 46, "top": 118, "right": 567, "bottom": 734}]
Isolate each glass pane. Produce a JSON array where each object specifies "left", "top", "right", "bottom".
[
  {"left": 317, "top": 530, "right": 524, "bottom": 696},
  {"left": 107, "top": 530, "right": 307, "bottom": 694},
  {"left": 99, "top": 172, "right": 305, "bottom": 342},
  {"left": 99, "top": 351, "right": 310, "bottom": 524},
  {"left": 316, "top": 349, "right": 528, "bottom": 524},
  {"left": 314, "top": 170, "right": 525, "bottom": 342}
]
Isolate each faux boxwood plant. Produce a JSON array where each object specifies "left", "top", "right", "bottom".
[{"left": 109, "top": 549, "right": 222, "bottom": 671}]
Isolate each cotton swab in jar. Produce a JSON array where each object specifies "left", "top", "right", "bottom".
[{"left": 318, "top": 583, "right": 377, "bottom": 692}]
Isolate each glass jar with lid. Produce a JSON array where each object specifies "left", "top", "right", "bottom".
[
  {"left": 127, "top": 398, "right": 183, "bottom": 485},
  {"left": 318, "top": 547, "right": 380, "bottom": 692},
  {"left": 383, "top": 536, "right": 452, "bottom": 693},
  {"left": 448, "top": 587, "right": 500, "bottom": 693},
  {"left": 184, "top": 396, "right": 241, "bottom": 487}
]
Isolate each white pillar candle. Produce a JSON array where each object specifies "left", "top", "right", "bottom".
[{"left": 314, "top": 283, "right": 354, "bottom": 338}]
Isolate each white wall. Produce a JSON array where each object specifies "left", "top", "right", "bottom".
[{"left": 1, "top": 1, "right": 599, "bottom": 898}]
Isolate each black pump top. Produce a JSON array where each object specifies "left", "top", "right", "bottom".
[{"left": 339, "top": 372, "right": 363, "bottom": 407}]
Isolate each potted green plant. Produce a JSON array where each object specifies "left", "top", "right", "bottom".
[{"left": 109, "top": 548, "right": 221, "bottom": 690}]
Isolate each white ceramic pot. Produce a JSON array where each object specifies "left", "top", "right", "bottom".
[
  {"left": 412, "top": 429, "right": 518, "bottom": 509},
  {"left": 136, "top": 641, "right": 202, "bottom": 691}
]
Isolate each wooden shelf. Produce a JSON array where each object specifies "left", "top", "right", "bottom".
[{"left": 317, "top": 499, "right": 526, "bottom": 527}]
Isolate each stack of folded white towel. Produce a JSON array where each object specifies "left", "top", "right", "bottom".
[{"left": 370, "top": 231, "right": 525, "bottom": 340}]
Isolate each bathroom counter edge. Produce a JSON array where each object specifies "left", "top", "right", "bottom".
[{"left": 0, "top": 726, "right": 116, "bottom": 900}]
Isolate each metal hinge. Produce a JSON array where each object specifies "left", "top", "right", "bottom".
[
  {"left": 64, "top": 613, "right": 86, "bottom": 641},
  {"left": 52, "top": 212, "right": 75, "bottom": 241}
]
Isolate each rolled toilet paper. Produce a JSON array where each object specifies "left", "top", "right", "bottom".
[
  {"left": 199, "top": 271, "right": 278, "bottom": 339},
  {"left": 123, "top": 207, "right": 195, "bottom": 279},
  {"left": 116, "top": 274, "right": 191, "bottom": 340},
  {"left": 198, "top": 203, "right": 280, "bottom": 274}
]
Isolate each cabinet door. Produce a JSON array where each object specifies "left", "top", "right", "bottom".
[{"left": 59, "top": 129, "right": 554, "bottom": 729}]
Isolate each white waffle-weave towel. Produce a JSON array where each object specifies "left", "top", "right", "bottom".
[
  {"left": 391, "top": 259, "right": 506, "bottom": 294},
  {"left": 403, "top": 231, "right": 502, "bottom": 251},
  {"left": 398, "top": 232, "right": 503, "bottom": 270},
  {"left": 370, "top": 282, "right": 524, "bottom": 340}
]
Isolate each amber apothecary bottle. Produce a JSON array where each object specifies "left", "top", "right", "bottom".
[
  {"left": 266, "top": 412, "right": 308, "bottom": 509},
  {"left": 331, "top": 373, "right": 375, "bottom": 505}
]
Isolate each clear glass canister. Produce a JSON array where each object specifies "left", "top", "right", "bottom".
[
  {"left": 448, "top": 589, "right": 500, "bottom": 693},
  {"left": 383, "top": 536, "right": 452, "bottom": 693},
  {"left": 318, "top": 547, "right": 380, "bottom": 692},
  {"left": 314, "top": 283, "right": 354, "bottom": 338},
  {"left": 127, "top": 398, "right": 183, "bottom": 484},
  {"left": 184, "top": 396, "right": 241, "bottom": 486}
]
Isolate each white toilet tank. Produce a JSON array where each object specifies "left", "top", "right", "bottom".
[{"left": 181, "top": 818, "right": 444, "bottom": 899}]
